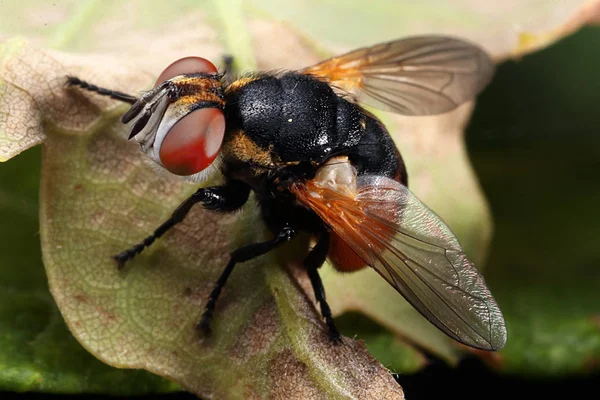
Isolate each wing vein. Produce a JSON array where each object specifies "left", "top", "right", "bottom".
[
  {"left": 300, "top": 35, "right": 494, "bottom": 115},
  {"left": 360, "top": 221, "right": 490, "bottom": 345}
]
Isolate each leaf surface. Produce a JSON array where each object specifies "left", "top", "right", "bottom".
[{"left": 1, "top": 0, "right": 599, "bottom": 395}]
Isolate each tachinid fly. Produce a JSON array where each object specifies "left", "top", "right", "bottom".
[{"left": 68, "top": 35, "right": 507, "bottom": 351}]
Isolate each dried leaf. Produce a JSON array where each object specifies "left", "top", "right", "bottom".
[
  {"left": 1, "top": 0, "right": 599, "bottom": 395},
  {"left": 1, "top": 34, "right": 403, "bottom": 400}
]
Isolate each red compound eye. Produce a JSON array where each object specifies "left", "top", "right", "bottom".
[
  {"left": 155, "top": 56, "right": 218, "bottom": 86},
  {"left": 159, "top": 107, "right": 225, "bottom": 176},
  {"left": 155, "top": 56, "right": 224, "bottom": 176}
]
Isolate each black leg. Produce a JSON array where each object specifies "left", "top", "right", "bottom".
[
  {"left": 197, "top": 226, "right": 296, "bottom": 336},
  {"left": 114, "top": 181, "right": 250, "bottom": 269},
  {"left": 304, "top": 231, "right": 341, "bottom": 343},
  {"left": 66, "top": 76, "right": 138, "bottom": 104},
  {"left": 221, "top": 55, "right": 235, "bottom": 86}
]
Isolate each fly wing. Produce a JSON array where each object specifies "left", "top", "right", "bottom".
[
  {"left": 301, "top": 36, "right": 494, "bottom": 115},
  {"left": 292, "top": 175, "right": 506, "bottom": 350}
]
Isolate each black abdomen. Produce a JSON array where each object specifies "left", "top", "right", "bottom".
[{"left": 226, "top": 72, "right": 405, "bottom": 183}]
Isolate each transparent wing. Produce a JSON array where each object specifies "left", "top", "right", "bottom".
[
  {"left": 301, "top": 35, "right": 494, "bottom": 115},
  {"left": 292, "top": 175, "right": 506, "bottom": 350}
]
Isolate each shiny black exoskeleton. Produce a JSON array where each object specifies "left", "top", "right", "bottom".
[
  {"left": 224, "top": 72, "right": 405, "bottom": 184},
  {"left": 68, "top": 34, "right": 505, "bottom": 352},
  {"left": 67, "top": 70, "right": 406, "bottom": 343},
  {"left": 223, "top": 72, "right": 406, "bottom": 234}
]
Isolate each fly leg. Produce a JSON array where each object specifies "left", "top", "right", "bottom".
[
  {"left": 114, "top": 181, "right": 250, "bottom": 269},
  {"left": 304, "top": 231, "right": 342, "bottom": 342},
  {"left": 197, "top": 225, "right": 296, "bottom": 336},
  {"left": 66, "top": 76, "right": 138, "bottom": 104},
  {"left": 221, "top": 55, "right": 235, "bottom": 86}
]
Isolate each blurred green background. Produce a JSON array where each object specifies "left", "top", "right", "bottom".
[
  {"left": 405, "top": 25, "right": 600, "bottom": 399},
  {"left": 467, "top": 26, "right": 600, "bottom": 377}
]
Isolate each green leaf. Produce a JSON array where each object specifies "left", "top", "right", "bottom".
[
  {"left": 246, "top": 0, "right": 600, "bottom": 367},
  {"left": 335, "top": 312, "right": 426, "bottom": 374},
  {"left": 1, "top": 0, "right": 599, "bottom": 396},
  {"left": 0, "top": 147, "right": 178, "bottom": 393},
  {"left": 468, "top": 27, "right": 600, "bottom": 376},
  {"left": 1, "top": 25, "right": 403, "bottom": 400}
]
